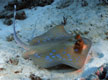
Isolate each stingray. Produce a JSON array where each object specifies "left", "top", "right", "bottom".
[{"left": 13, "top": 5, "right": 92, "bottom": 69}]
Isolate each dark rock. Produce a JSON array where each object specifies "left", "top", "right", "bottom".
[
  {"left": 9, "top": 58, "right": 19, "bottom": 65},
  {"left": 81, "top": 0, "right": 88, "bottom": 7},
  {"left": 0, "top": 10, "right": 12, "bottom": 19},
  {"left": 4, "top": 1, "right": 27, "bottom": 11},
  {"left": 61, "top": 16, "right": 67, "bottom": 25},
  {"left": 84, "top": 31, "right": 89, "bottom": 35},
  {"left": 6, "top": 34, "right": 14, "bottom": 42},
  {"left": 0, "top": 10, "right": 26, "bottom": 20},
  {"left": 4, "top": 0, "right": 54, "bottom": 11},
  {"left": 29, "top": 74, "right": 42, "bottom": 80},
  {"left": 86, "top": 74, "right": 99, "bottom": 80},
  {"left": 105, "top": 37, "right": 108, "bottom": 40},
  {"left": 80, "top": 63, "right": 108, "bottom": 80},
  {"left": 98, "top": 68, "right": 107, "bottom": 79},
  {"left": 5, "top": 12, "right": 13, "bottom": 19},
  {"left": 56, "top": 0, "right": 72, "bottom": 9},
  {"left": 99, "top": 0, "right": 108, "bottom": 5},
  {"left": 3, "top": 18, "right": 13, "bottom": 26},
  {"left": 16, "top": 11, "right": 26, "bottom": 20},
  {"left": 105, "top": 32, "right": 108, "bottom": 35}
]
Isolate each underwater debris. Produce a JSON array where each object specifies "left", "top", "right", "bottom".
[{"left": 29, "top": 74, "right": 42, "bottom": 80}]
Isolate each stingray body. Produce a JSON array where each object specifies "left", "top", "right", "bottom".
[{"left": 13, "top": 5, "right": 92, "bottom": 69}]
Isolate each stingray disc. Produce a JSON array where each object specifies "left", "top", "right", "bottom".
[{"left": 29, "top": 37, "right": 91, "bottom": 69}]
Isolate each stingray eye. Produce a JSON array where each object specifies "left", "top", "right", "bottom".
[
  {"left": 74, "top": 34, "right": 85, "bottom": 53},
  {"left": 75, "top": 34, "right": 81, "bottom": 40}
]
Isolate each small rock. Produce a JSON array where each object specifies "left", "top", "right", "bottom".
[
  {"left": 16, "top": 11, "right": 26, "bottom": 20},
  {"left": 0, "top": 68, "right": 5, "bottom": 71},
  {"left": 0, "top": 10, "right": 7, "bottom": 19},
  {"left": 9, "top": 58, "right": 19, "bottom": 65},
  {"left": 81, "top": 0, "right": 88, "bottom": 7},
  {"left": 0, "top": 10, "right": 26, "bottom": 20},
  {"left": 29, "top": 74, "right": 42, "bottom": 80},
  {"left": 56, "top": 0, "right": 72, "bottom": 9},
  {"left": 105, "top": 37, "right": 108, "bottom": 40},
  {"left": 4, "top": 0, "right": 54, "bottom": 11},
  {"left": 105, "top": 32, "right": 108, "bottom": 35},
  {"left": 96, "top": 52, "right": 104, "bottom": 58},
  {"left": 6, "top": 34, "right": 14, "bottom": 42},
  {"left": 14, "top": 70, "right": 22, "bottom": 74},
  {"left": 3, "top": 18, "right": 13, "bottom": 26},
  {"left": 0, "top": 10, "right": 13, "bottom": 19},
  {"left": 84, "top": 31, "right": 89, "bottom": 35}
]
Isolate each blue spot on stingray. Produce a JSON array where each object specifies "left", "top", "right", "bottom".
[
  {"left": 45, "top": 56, "right": 50, "bottom": 60},
  {"left": 67, "top": 54, "right": 70, "bottom": 56},
  {"left": 56, "top": 54, "right": 62, "bottom": 58},
  {"left": 63, "top": 58, "right": 66, "bottom": 60},
  {"left": 34, "top": 54, "right": 40, "bottom": 58},
  {"left": 69, "top": 59, "right": 72, "bottom": 61},
  {"left": 37, "top": 56, "right": 40, "bottom": 58},
  {"left": 63, "top": 51, "right": 66, "bottom": 54},
  {"left": 76, "top": 58, "right": 79, "bottom": 61},
  {"left": 52, "top": 49, "right": 56, "bottom": 52},
  {"left": 49, "top": 53, "right": 53, "bottom": 55},
  {"left": 52, "top": 56, "right": 55, "bottom": 58},
  {"left": 43, "top": 40, "right": 47, "bottom": 42},
  {"left": 61, "top": 35, "right": 65, "bottom": 37},
  {"left": 34, "top": 54, "right": 38, "bottom": 57},
  {"left": 37, "top": 40, "right": 40, "bottom": 43},
  {"left": 64, "top": 47, "right": 66, "bottom": 49},
  {"left": 47, "top": 38, "right": 51, "bottom": 41},
  {"left": 49, "top": 59, "right": 53, "bottom": 62},
  {"left": 78, "top": 56, "right": 80, "bottom": 58},
  {"left": 67, "top": 54, "right": 71, "bottom": 58}
]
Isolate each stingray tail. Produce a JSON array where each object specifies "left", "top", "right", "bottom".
[{"left": 13, "top": 5, "right": 30, "bottom": 50}]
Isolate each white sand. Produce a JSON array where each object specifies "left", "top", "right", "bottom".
[{"left": 0, "top": 0, "right": 108, "bottom": 80}]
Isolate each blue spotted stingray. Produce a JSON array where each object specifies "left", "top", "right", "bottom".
[{"left": 13, "top": 5, "right": 92, "bottom": 69}]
